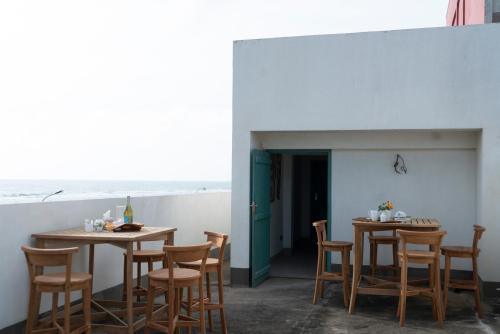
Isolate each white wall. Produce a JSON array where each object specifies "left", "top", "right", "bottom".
[
  {"left": 232, "top": 24, "right": 500, "bottom": 281},
  {"left": 0, "top": 192, "right": 230, "bottom": 329},
  {"left": 331, "top": 149, "right": 477, "bottom": 269}
]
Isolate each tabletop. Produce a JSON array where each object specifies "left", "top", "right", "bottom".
[
  {"left": 32, "top": 226, "right": 177, "bottom": 242},
  {"left": 352, "top": 217, "right": 440, "bottom": 228}
]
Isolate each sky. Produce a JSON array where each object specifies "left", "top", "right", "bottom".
[{"left": 0, "top": 0, "right": 449, "bottom": 181}]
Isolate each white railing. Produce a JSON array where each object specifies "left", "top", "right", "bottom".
[{"left": 0, "top": 191, "right": 231, "bottom": 330}]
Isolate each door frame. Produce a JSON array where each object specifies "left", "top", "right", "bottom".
[{"left": 252, "top": 149, "right": 332, "bottom": 276}]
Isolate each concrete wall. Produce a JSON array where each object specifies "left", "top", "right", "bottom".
[
  {"left": 232, "top": 24, "right": 500, "bottom": 282},
  {"left": 0, "top": 192, "right": 230, "bottom": 329}
]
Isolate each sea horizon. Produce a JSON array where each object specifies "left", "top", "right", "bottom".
[{"left": 0, "top": 179, "right": 231, "bottom": 204}]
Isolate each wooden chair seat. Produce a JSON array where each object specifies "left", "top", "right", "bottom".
[
  {"left": 34, "top": 272, "right": 92, "bottom": 287},
  {"left": 178, "top": 258, "right": 220, "bottom": 272},
  {"left": 441, "top": 245, "right": 475, "bottom": 258},
  {"left": 149, "top": 268, "right": 201, "bottom": 288},
  {"left": 322, "top": 240, "right": 353, "bottom": 250}
]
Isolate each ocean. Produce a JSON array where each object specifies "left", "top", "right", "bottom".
[{"left": 0, "top": 179, "right": 231, "bottom": 204}]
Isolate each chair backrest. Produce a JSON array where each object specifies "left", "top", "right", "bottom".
[
  {"left": 472, "top": 225, "right": 486, "bottom": 252},
  {"left": 397, "top": 230, "right": 447, "bottom": 258},
  {"left": 313, "top": 220, "right": 328, "bottom": 245},
  {"left": 205, "top": 231, "right": 228, "bottom": 262},
  {"left": 163, "top": 242, "right": 211, "bottom": 290},
  {"left": 21, "top": 246, "right": 79, "bottom": 285}
]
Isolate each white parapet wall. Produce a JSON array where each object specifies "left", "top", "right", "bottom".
[{"left": 0, "top": 191, "right": 231, "bottom": 330}]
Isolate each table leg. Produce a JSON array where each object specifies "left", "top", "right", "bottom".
[
  {"left": 167, "top": 231, "right": 175, "bottom": 246},
  {"left": 349, "top": 226, "right": 363, "bottom": 314},
  {"left": 89, "top": 244, "right": 95, "bottom": 291},
  {"left": 126, "top": 242, "right": 134, "bottom": 334}
]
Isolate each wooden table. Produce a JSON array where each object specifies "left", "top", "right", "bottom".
[
  {"left": 348, "top": 217, "right": 440, "bottom": 314},
  {"left": 32, "top": 226, "right": 176, "bottom": 334}
]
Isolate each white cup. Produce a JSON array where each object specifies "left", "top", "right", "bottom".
[
  {"left": 369, "top": 210, "right": 379, "bottom": 221},
  {"left": 84, "top": 219, "right": 94, "bottom": 232}
]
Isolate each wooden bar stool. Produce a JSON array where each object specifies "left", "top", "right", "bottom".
[
  {"left": 145, "top": 242, "right": 211, "bottom": 334},
  {"left": 368, "top": 231, "right": 399, "bottom": 276},
  {"left": 178, "top": 231, "right": 229, "bottom": 334},
  {"left": 441, "top": 225, "right": 486, "bottom": 318},
  {"left": 122, "top": 241, "right": 166, "bottom": 302},
  {"left": 312, "top": 220, "right": 353, "bottom": 307},
  {"left": 21, "top": 246, "right": 92, "bottom": 334},
  {"left": 396, "top": 230, "right": 446, "bottom": 327}
]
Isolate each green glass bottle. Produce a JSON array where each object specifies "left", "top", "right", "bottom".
[{"left": 123, "top": 196, "right": 133, "bottom": 224}]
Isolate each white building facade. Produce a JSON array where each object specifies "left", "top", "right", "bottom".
[{"left": 231, "top": 24, "right": 500, "bottom": 291}]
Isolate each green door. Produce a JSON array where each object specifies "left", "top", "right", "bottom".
[{"left": 250, "top": 150, "right": 271, "bottom": 287}]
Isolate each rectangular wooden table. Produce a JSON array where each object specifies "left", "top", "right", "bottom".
[
  {"left": 32, "top": 226, "right": 177, "bottom": 334},
  {"left": 348, "top": 217, "right": 440, "bottom": 314}
]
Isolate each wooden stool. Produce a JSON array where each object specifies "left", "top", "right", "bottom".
[
  {"left": 145, "top": 242, "right": 211, "bottom": 334},
  {"left": 21, "top": 246, "right": 92, "bottom": 334},
  {"left": 122, "top": 241, "right": 165, "bottom": 302},
  {"left": 312, "top": 220, "right": 353, "bottom": 307},
  {"left": 441, "top": 225, "right": 486, "bottom": 318},
  {"left": 178, "top": 231, "right": 229, "bottom": 334},
  {"left": 368, "top": 231, "right": 399, "bottom": 276},
  {"left": 396, "top": 230, "right": 446, "bottom": 327}
]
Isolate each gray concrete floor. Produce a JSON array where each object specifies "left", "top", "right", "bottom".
[{"left": 139, "top": 276, "right": 500, "bottom": 333}]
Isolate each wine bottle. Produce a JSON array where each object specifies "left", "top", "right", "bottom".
[{"left": 123, "top": 196, "right": 133, "bottom": 224}]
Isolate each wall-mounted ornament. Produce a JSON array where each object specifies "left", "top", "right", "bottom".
[{"left": 394, "top": 154, "right": 407, "bottom": 174}]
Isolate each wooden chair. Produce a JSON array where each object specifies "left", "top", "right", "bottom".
[
  {"left": 122, "top": 241, "right": 165, "bottom": 302},
  {"left": 312, "top": 220, "right": 353, "bottom": 307},
  {"left": 441, "top": 225, "right": 486, "bottom": 318},
  {"left": 145, "top": 242, "right": 211, "bottom": 334},
  {"left": 368, "top": 231, "right": 400, "bottom": 276},
  {"left": 396, "top": 230, "right": 446, "bottom": 327},
  {"left": 21, "top": 246, "right": 92, "bottom": 334},
  {"left": 178, "top": 231, "right": 229, "bottom": 334}
]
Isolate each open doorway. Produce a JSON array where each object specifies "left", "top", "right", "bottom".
[{"left": 268, "top": 153, "right": 329, "bottom": 279}]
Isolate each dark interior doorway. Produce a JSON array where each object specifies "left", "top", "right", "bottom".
[{"left": 270, "top": 154, "right": 329, "bottom": 279}]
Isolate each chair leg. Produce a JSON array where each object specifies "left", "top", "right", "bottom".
[
  {"left": 399, "top": 260, "right": 408, "bottom": 327},
  {"left": 434, "top": 259, "right": 444, "bottom": 327},
  {"left": 25, "top": 284, "right": 37, "bottom": 334},
  {"left": 174, "top": 289, "right": 180, "bottom": 334},
  {"left": 145, "top": 280, "right": 155, "bottom": 334},
  {"left": 83, "top": 286, "right": 91, "bottom": 334},
  {"left": 187, "top": 287, "right": 193, "bottom": 334},
  {"left": 217, "top": 267, "right": 228, "bottom": 334},
  {"left": 313, "top": 248, "right": 323, "bottom": 304},
  {"left": 342, "top": 250, "right": 350, "bottom": 308},
  {"left": 373, "top": 243, "right": 378, "bottom": 276},
  {"left": 136, "top": 261, "right": 142, "bottom": 303},
  {"left": 320, "top": 250, "right": 326, "bottom": 298},
  {"left": 443, "top": 255, "right": 451, "bottom": 319},
  {"left": 51, "top": 292, "right": 58, "bottom": 326},
  {"left": 64, "top": 290, "right": 71, "bottom": 333},
  {"left": 473, "top": 256, "right": 483, "bottom": 318},
  {"left": 198, "top": 278, "right": 206, "bottom": 334},
  {"left": 168, "top": 284, "right": 175, "bottom": 334},
  {"left": 206, "top": 272, "right": 213, "bottom": 331},
  {"left": 392, "top": 242, "right": 399, "bottom": 275}
]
